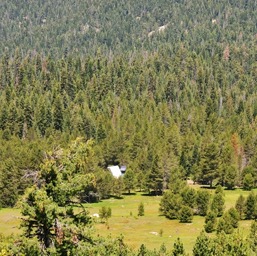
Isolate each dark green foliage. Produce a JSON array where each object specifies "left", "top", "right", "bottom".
[
  {"left": 0, "top": 41, "right": 257, "bottom": 207},
  {"left": 245, "top": 192, "right": 257, "bottom": 220},
  {"left": 96, "top": 171, "right": 115, "bottom": 199},
  {"left": 20, "top": 139, "right": 101, "bottom": 254},
  {"left": 235, "top": 195, "right": 245, "bottom": 220},
  {"left": 210, "top": 186, "right": 225, "bottom": 217},
  {"left": 224, "top": 165, "right": 237, "bottom": 190},
  {"left": 179, "top": 206, "right": 193, "bottom": 223},
  {"left": 168, "top": 170, "right": 187, "bottom": 195},
  {"left": 216, "top": 216, "right": 234, "bottom": 234},
  {"left": 204, "top": 211, "right": 217, "bottom": 233},
  {"left": 181, "top": 187, "right": 196, "bottom": 208},
  {"left": 146, "top": 153, "right": 163, "bottom": 195},
  {"left": 1, "top": 1, "right": 257, "bottom": 253},
  {"left": 196, "top": 190, "right": 210, "bottom": 216},
  {"left": 0, "top": 159, "right": 22, "bottom": 207},
  {"left": 159, "top": 191, "right": 182, "bottom": 219},
  {"left": 227, "top": 207, "right": 240, "bottom": 229},
  {"left": 138, "top": 244, "right": 148, "bottom": 256},
  {"left": 199, "top": 142, "right": 220, "bottom": 187},
  {"left": 248, "top": 221, "right": 257, "bottom": 254},
  {"left": 243, "top": 173, "right": 255, "bottom": 191},
  {"left": 21, "top": 188, "right": 59, "bottom": 249},
  {"left": 123, "top": 168, "right": 136, "bottom": 194},
  {"left": 172, "top": 238, "right": 186, "bottom": 256},
  {"left": 53, "top": 96, "right": 64, "bottom": 131},
  {"left": 112, "top": 177, "right": 125, "bottom": 198},
  {"left": 193, "top": 231, "right": 212, "bottom": 256},
  {"left": 1, "top": 0, "right": 256, "bottom": 58},
  {"left": 211, "top": 232, "right": 251, "bottom": 256},
  {"left": 216, "top": 208, "right": 239, "bottom": 235}
]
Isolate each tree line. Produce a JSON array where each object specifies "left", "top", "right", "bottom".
[
  {"left": 0, "top": 0, "right": 256, "bottom": 57},
  {"left": 1, "top": 138, "right": 257, "bottom": 255},
  {"left": 0, "top": 43, "right": 257, "bottom": 206}
]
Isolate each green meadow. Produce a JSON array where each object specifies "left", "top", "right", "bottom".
[{"left": 0, "top": 187, "right": 255, "bottom": 254}]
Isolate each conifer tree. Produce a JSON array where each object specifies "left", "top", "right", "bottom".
[
  {"left": 199, "top": 142, "right": 220, "bottom": 187},
  {"left": 235, "top": 195, "right": 245, "bottom": 220}
]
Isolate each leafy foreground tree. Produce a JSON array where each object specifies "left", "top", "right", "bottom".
[
  {"left": 193, "top": 231, "right": 212, "bottom": 256},
  {"left": 172, "top": 238, "right": 187, "bottom": 256},
  {"left": 12, "top": 138, "right": 187, "bottom": 256},
  {"left": 248, "top": 220, "right": 257, "bottom": 254},
  {"left": 15, "top": 138, "right": 136, "bottom": 255},
  {"left": 193, "top": 231, "right": 252, "bottom": 256},
  {"left": 21, "top": 187, "right": 94, "bottom": 255}
]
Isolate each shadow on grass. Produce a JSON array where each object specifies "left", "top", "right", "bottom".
[
  {"left": 200, "top": 185, "right": 236, "bottom": 191},
  {"left": 109, "top": 195, "right": 124, "bottom": 200},
  {"left": 141, "top": 191, "right": 163, "bottom": 197},
  {"left": 122, "top": 192, "right": 137, "bottom": 196},
  {"left": 199, "top": 185, "right": 215, "bottom": 190}
]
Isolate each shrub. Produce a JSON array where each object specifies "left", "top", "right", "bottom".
[
  {"left": 138, "top": 202, "right": 144, "bottom": 216},
  {"left": 179, "top": 206, "right": 193, "bottom": 223},
  {"left": 243, "top": 173, "right": 254, "bottom": 191},
  {"left": 196, "top": 190, "right": 210, "bottom": 216},
  {"left": 99, "top": 206, "right": 112, "bottom": 223},
  {"left": 227, "top": 207, "right": 240, "bottom": 228},
  {"left": 204, "top": 211, "right": 217, "bottom": 233},
  {"left": 235, "top": 195, "right": 245, "bottom": 220}
]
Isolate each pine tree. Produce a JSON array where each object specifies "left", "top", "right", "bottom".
[
  {"left": 179, "top": 206, "right": 193, "bottom": 223},
  {"left": 227, "top": 207, "right": 240, "bottom": 228},
  {"left": 204, "top": 211, "right": 217, "bottom": 233},
  {"left": 243, "top": 173, "right": 255, "bottom": 191},
  {"left": 53, "top": 96, "right": 64, "bottom": 131},
  {"left": 160, "top": 191, "right": 182, "bottom": 219},
  {"left": 172, "top": 238, "right": 186, "bottom": 256},
  {"left": 199, "top": 142, "right": 220, "bottom": 187},
  {"left": 248, "top": 220, "right": 257, "bottom": 254},
  {"left": 211, "top": 187, "right": 225, "bottom": 217},
  {"left": 245, "top": 192, "right": 257, "bottom": 220},
  {"left": 193, "top": 231, "right": 211, "bottom": 256},
  {"left": 235, "top": 195, "right": 245, "bottom": 220},
  {"left": 196, "top": 190, "right": 210, "bottom": 216},
  {"left": 123, "top": 168, "right": 136, "bottom": 194},
  {"left": 216, "top": 213, "right": 234, "bottom": 234}
]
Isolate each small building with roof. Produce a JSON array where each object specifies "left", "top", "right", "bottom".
[{"left": 108, "top": 165, "right": 126, "bottom": 178}]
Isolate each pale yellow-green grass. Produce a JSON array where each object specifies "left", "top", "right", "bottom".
[
  {"left": 0, "top": 208, "right": 21, "bottom": 236},
  {"left": 0, "top": 187, "right": 256, "bottom": 254},
  {"left": 87, "top": 187, "right": 257, "bottom": 253}
]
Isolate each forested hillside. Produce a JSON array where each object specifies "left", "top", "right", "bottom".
[
  {"left": 1, "top": 43, "right": 257, "bottom": 206},
  {"left": 1, "top": 0, "right": 256, "bottom": 56},
  {"left": 0, "top": 0, "right": 257, "bottom": 255}
]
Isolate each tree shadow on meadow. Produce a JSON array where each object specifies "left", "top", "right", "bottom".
[
  {"left": 141, "top": 191, "right": 163, "bottom": 197},
  {"left": 122, "top": 192, "right": 137, "bottom": 196}
]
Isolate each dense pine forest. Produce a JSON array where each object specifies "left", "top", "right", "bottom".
[{"left": 0, "top": 0, "right": 257, "bottom": 255}]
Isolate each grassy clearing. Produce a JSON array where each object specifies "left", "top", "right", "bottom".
[
  {"left": 0, "top": 187, "right": 255, "bottom": 254},
  {"left": 0, "top": 208, "right": 21, "bottom": 236},
  {"left": 87, "top": 187, "right": 255, "bottom": 254}
]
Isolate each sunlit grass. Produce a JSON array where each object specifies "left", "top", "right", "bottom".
[
  {"left": 0, "top": 208, "right": 21, "bottom": 236},
  {"left": 0, "top": 186, "right": 256, "bottom": 254},
  {"left": 86, "top": 187, "right": 256, "bottom": 254}
]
